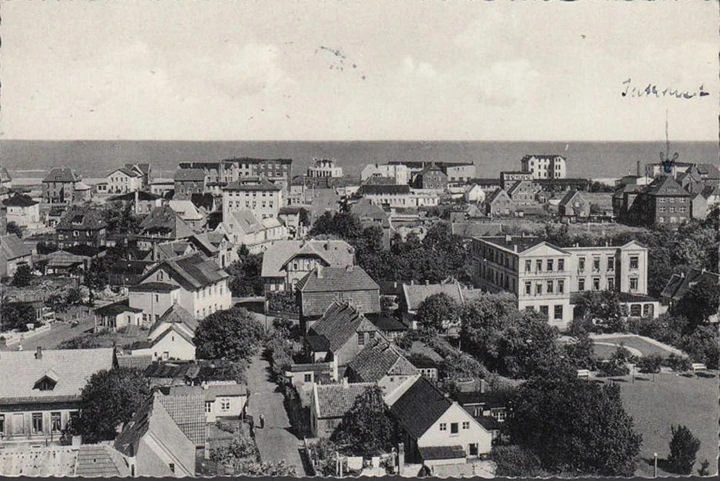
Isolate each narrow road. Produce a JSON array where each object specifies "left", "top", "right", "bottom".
[
  {"left": 245, "top": 354, "right": 305, "bottom": 475},
  {"left": 0, "top": 319, "right": 94, "bottom": 351}
]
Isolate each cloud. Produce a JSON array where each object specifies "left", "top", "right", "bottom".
[{"left": 471, "top": 59, "right": 540, "bottom": 106}]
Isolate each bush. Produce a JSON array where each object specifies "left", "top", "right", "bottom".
[
  {"left": 492, "top": 445, "right": 549, "bottom": 477},
  {"left": 597, "top": 359, "right": 630, "bottom": 377},
  {"left": 663, "top": 354, "right": 692, "bottom": 372},
  {"left": 667, "top": 425, "right": 701, "bottom": 474},
  {"left": 11, "top": 264, "right": 33, "bottom": 287},
  {"left": 636, "top": 353, "right": 663, "bottom": 374},
  {"left": 267, "top": 291, "right": 298, "bottom": 314}
]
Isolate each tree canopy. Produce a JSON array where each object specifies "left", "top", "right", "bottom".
[
  {"left": 331, "top": 386, "right": 394, "bottom": 457},
  {"left": 194, "top": 307, "right": 265, "bottom": 362},
  {"left": 11, "top": 264, "right": 33, "bottom": 287},
  {"left": 73, "top": 367, "right": 151, "bottom": 443},
  {"left": 667, "top": 425, "right": 701, "bottom": 475},
  {"left": 672, "top": 274, "right": 720, "bottom": 327},
  {"left": 226, "top": 249, "right": 264, "bottom": 296},
  {"left": 507, "top": 375, "right": 642, "bottom": 476},
  {"left": 416, "top": 293, "right": 458, "bottom": 332}
]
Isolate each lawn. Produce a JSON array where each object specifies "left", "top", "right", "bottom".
[
  {"left": 613, "top": 372, "right": 718, "bottom": 477},
  {"left": 592, "top": 334, "right": 679, "bottom": 357}
]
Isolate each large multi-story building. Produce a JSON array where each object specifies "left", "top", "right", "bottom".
[
  {"left": 470, "top": 235, "right": 648, "bottom": 329},
  {"left": 520, "top": 155, "right": 567, "bottom": 179},
  {"left": 307, "top": 158, "right": 343, "bottom": 178},
  {"left": 105, "top": 166, "right": 145, "bottom": 194},
  {"left": 222, "top": 177, "right": 282, "bottom": 221},
  {"left": 42, "top": 168, "right": 80, "bottom": 204},
  {"left": 617, "top": 175, "right": 692, "bottom": 227},
  {"left": 361, "top": 163, "right": 410, "bottom": 185},
  {"left": 220, "top": 158, "right": 293, "bottom": 191}
]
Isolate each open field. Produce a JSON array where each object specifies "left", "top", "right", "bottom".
[
  {"left": 610, "top": 372, "right": 718, "bottom": 477},
  {"left": 591, "top": 334, "right": 681, "bottom": 358}
]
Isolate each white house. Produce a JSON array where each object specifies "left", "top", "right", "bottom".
[
  {"left": 463, "top": 184, "right": 485, "bottom": 204},
  {"left": 203, "top": 384, "right": 248, "bottom": 423},
  {"left": 106, "top": 166, "right": 145, "bottom": 194},
  {"left": 217, "top": 209, "right": 287, "bottom": 254},
  {"left": 167, "top": 200, "right": 206, "bottom": 231},
  {"left": 129, "top": 253, "right": 231, "bottom": 325},
  {"left": 222, "top": 177, "right": 283, "bottom": 221},
  {"left": 389, "top": 376, "right": 493, "bottom": 466},
  {"left": 361, "top": 163, "right": 410, "bottom": 185},
  {"left": 3, "top": 193, "right": 41, "bottom": 229}
]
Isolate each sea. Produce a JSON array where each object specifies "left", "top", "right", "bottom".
[{"left": 0, "top": 140, "right": 717, "bottom": 184}]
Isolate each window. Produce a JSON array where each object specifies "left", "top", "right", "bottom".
[
  {"left": 51, "top": 412, "right": 62, "bottom": 432},
  {"left": 593, "top": 278, "right": 600, "bottom": 290},
  {"left": 540, "top": 305, "right": 549, "bottom": 318},
  {"left": 658, "top": 206, "right": 665, "bottom": 213},
  {"left": 608, "top": 277, "right": 615, "bottom": 290},
  {"left": 558, "top": 259, "right": 565, "bottom": 271},
  {"left": 630, "top": 278, "right": 638, "bottom": 291},
  {"left": 558, "top": 280, "right": 564, "bottom": 294},
  {"left": 536, "top": 260, "right": 542, "bottom": 272},
  {"left": 525, "top": 260, "right": 531, "bottom": 272},
  {"left": 630, "top": 256, "right": 639, "bottom": 270},
  {"left": 439, "top": 423, "right": 447, "bottom": 431},
  {"left": 32, "top": 413, "right": 43, "bottom": 434},
  {"left": 304, "top": 374, "right": 312, "bottom": 383},
  {"left": 220, "top": 399, "right": 230, "bottom": 411},
  {"left": 578, "top": 257, "right": 585, "bottom": 272},
  {"left": 0, "top": 414, "right": 4, "bottom": 434},
  {"left": 205, "top": 402, "right": 212, "bottom": 413},
  {"left": 358, "top": 333, "right": 365, "bottom": 346},
  {"left": 535, "top": 282, "right": 542, "bottom": 296},
  {"left": 578, "top": 278, "right": 585, "bottom": 291},
  {"left": 369, "top": 331, "right": 376, "bottom": 340},
  {"left": 450, "top": 423, "right": 459, "bottom": 434},
  {"left": 593, "top": 257, "right": 600, "bottom": 272},
  {"left": 524, "top": 281, "right": 531, "bottom": 295},
  {"left": 607, "top": 256, "right": 615, "bottom": 271},
  {"left": 547, "top": 259, "right": 554, "bottom": 271},
  {"left": 462, "top": 421, "right": 470, "bottom": 430},
  {"left": 169, "top": 463, "right": 175, "bottom": 474},
  {"left": 158, "top": 271, "right": 163, "bottom": 281},
  {"left": 155, "top": 294, "right": 159, "bottom": 303},
  {"left": 554, "top": 305, "right": 563, "bottom": 319},
  {"left": 546, "top": 280, "right": 554, "bottom": 294}
]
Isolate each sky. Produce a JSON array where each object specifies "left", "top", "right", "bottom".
[{"left": 0, "top": 0, "right": 718, "bottom": 141}]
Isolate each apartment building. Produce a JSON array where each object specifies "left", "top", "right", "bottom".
[
  {"left": 470, "top": 235, "right": 648, "bottom": 329},
  {"left": 307, "top": 158, "right": 343, "bottom": 178},
  {"left": 520, "top": 155, "right": 567, "bottom": 179},
  {"left": 360, "top": 163, "right": 410, "bottom": 185},
  {"left": 222, "top": 177, "right": 282, "bottom": 221}
]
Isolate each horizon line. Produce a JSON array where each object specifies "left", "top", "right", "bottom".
[{"left": 0, "top": 138, "right": 717, "bottom": 144}]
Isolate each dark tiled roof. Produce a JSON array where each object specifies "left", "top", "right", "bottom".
[
  {"left": 157, "top": 386, "right": 206, "bottom": 446},
  {"left": 108, "top": 190, "right": 160, "bottom": 202},
  {"left": 419, "top": 445, "right": 466, "bottom": 461},
  {"left": 365, "top": 312, "right": 408, "bottom": 332},
  {"left": 296, "top": 266, "right": 379, "bottom": 293},
  {"left": 485, "top": 187, "right": 511, "bottom": 204},
  {"left": 56, "top": 206, "right": 107, "bottom": 231},
  {"left": 346, "top": 338, "right": 417, "bottom": 383},
  {"left": 643, "top": 175, "right": 691, "bottom": 197},
  {"left": 222, "top": 157, "right": 292, "bottom": 165},
  {"left": 309, "top": 301, "right": 380, "bottom": 352},
  {"left": 305, "top": 334, "right": 331, "bottom": 351},
  {"left": 94, "top": 299, "right": 143, "bottom": 317},
  {"left": 43, "top": 168, "right": 79, "bottom": 183},
  {"left": 357, "top": 184, "right": 411, "bottom": 196},
  {"left": 144, "top": 362, "right": 194, "bottom": 379},
  {"left": 660, "top": 268, "right": 720, "bottom": 301},
  {"left": 140, "top": 205, "right": 195, "bottom": 239},
  {"left": 3, "top": 193, "right": 38, "bottom": 207},
  {"left": 389, "top": 376, "right": 451, "bottom": 439},
  {"left": 476, "top": 416, "right": 501, "bottom": 431},
  {"left": 314, "top": 382, "right": 375, "bottom": 418},
  {"left": 452, "top": 391, "right": 507, "bottom": 408},
  {"left": 174, "top": 169, "right": 207, "bottom": 182},
  {"left": 129, "top": 282, "right": 180, "bottom": 293},
  {"left": 0, "top": 234, "right": 31, "bottom": 260},
  {"left": 223, "top": 177, "right": 281, "bottom": 191}
]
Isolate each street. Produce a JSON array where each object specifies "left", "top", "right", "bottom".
[
  {"left": 245, "top": 354, "right": 305, "bottom": 474},
  {"left": 0, "top": 318, "right": 94, "bottom": 352}
]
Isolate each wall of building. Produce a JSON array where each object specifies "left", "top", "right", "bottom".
[
  {"left": 129, "top": 290, "right": 180, "bottom": 326},
  {"left": 417, "top": 403, "right": 493, "bottom": 457},
  {"left": 205, "top": 395, "right": 247, "bottom": 423}
]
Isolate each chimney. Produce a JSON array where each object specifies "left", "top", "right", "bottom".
[
  {"left": 513, "top": 245, "right": 518, "bottom": 253},
  {"left": 479, "top": 379, "right": 487, "bottom": 394},
  {"left": 505, "top": 234, "right": 512, "bottom": 243},
  {"left": 317, "top": 265, "right": 323, "bottom": 278},
  {"left": 35, "top": 346, "right": 43, "bottom": 360},
  {"left": 342, "top": 377, "right": 349, "bottom": 388},
  {"left": 397, "top": 444, "right": 405, "bottom": 475}
]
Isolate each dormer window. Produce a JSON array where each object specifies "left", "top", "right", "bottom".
[{"left": 34, "top": 371, "right": 59, "bottom": 391}]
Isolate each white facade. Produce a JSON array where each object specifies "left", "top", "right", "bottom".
[
  {"left": 416, "top": 403, "right": 493, "bottom": 459},
  {"left": 204, "top": 392, "right": 247, "bottom": 423},
  {"left": 222, "top": 183, "right": 283, "bottom": 221},
  {"left": 130, "top": 288, "right": 181, "bottom": 327},
  {"left": 307, "top": 158, "right": 344, "bottom": 178},
  {"left": 463, "top": 184, "right": 485, "bottom": 203},
  {"left": 521, "top": 155, "right": 567, "bottom": 179},
  {"left": 107, "top": 169, "right": 143, "bottom": 194},
  {"left": 361, "top": 164, "right": 410, "bottom": 185},
  {"left": 6, "top": 203, "right": 40, "bottom": 228},
  {"left": 362, "top": 190, "right": 440, "bottom": 208}
]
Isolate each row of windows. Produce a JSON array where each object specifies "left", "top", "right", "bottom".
[
  {"left": 227, "top": 191, "right": 277, "bottom": 197},
  {"left": 658, "top": 206, "right": 686, "bottom": 213},
  {"left": 357, "top": 330, "right": 377, "bottom": 345},
  {"left": 228, "top": 201, "right": 274, "bottom": 209},
  {"left": 0, "top": 411, "right": 78, "bottom": 435},
  {"left": 577, "top": 277, "right": 616, "bottom": 291},
  {"left": 524, "top": 258, "right": 565, "bottom": 273},
  {"left": 439, "top": 421, "right": 470, "bottom": 433},
  {"left": 524, "top": 279, "right": 565, "bottom": 296},
  {"left": 658, "top": 197, "right": 687, "bottom": 204},
  {"left": 529, "top": 304, "right": 564, "bottom": 320},
  {"left": 577, "top": 256, "right": 614, "bottom": 273}
]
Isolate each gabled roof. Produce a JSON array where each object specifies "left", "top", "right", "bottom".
[
  {"left": 643, "top": 175, "right": 691, "bottom": 197},
  {"left": 173, "top": 169, "right": 207, "bottom": 182},
  {"left": 76, "top": 444, "right": 131, "bottom": 477},
  {"left": 559, "top": 190, "right": 586, "bottom": 206},
  {"left": 149, "top": 304, "right": 198, "bottom": 337},
  {"left": 139, "top": 253, "right": 229, "bottom": 291},
  {"left": 402, "top": 282, "right": 463, "bottom": 312},
  {"left": 0, "top": 348, "right": 115, "bottom": 405},
  {"left": 140, "top": 205, "right": 195, "bottom": 239},
  {"left": 314, "top": 382, "right": 375, "bottom": 419},
  {"left": 94, "top": 298, "right": 143, "bottom": 317},
  {"left": 223, "top": 177, "right": 281, "bottom": 191},
  {"left": 261, "top": 240, "right": 355, "bottom": 278},
  {"left": 309, "top": 301, "right": 380, "bottom": 352},
  {"left": 3, "top": 193, "right": 38, "bottom": 207},
  {"left": 0, "top": 234, "right": 31, "bottom": 260},
  {"left": 155, "top": 386, "right": 206, "bottom": 446},
  {"left": 226, "top": 210, "right": 264, "bottom": 236},
  {"left": 125, "top": 163, "right": 151, "bottom": 175},
  {"left": 485, "top": 187, "right": 511, "bottom": 204},
  {"left": 697, "top": 163, "right": 720, "bottom": 179},
  {"left": 108, "top": 190, "right": 161, "bottom": 202},
  {"left": 43, "top": 168, "right": 79, "bottom": 183},
  {"left": 108, "top": 166, "right": 143, "bottom": 178},
  {"left": 389, "top": 376, "right": 452, "bottom": 439},
  {"left": 168, "top": 200, "right": 205, "bottom": 221},
  {"left": 660, "top": 268, "right": 720, "bottom": 301},
  {"left": 45, "top": 250, "right": 89, "bottom": 268},
  {"left": 296, "top": 265, "right": 379, "bottom": 293},
  {"left": 56, "top": 206, "right": 107, "bottom": 231},
  {"left": 365, "top": 312, "right": 408, "bottom": 332},
  {"left": 346, "top": 338, "right": 418, "bottom": 382}
]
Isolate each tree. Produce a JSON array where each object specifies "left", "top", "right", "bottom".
[
  {"left": 11, "top": 264, "right": 33, "bottom": 287},
  {"left": 103, "top": 203, "right": 141, "bottom": 235},
  {"left": 194, "top": 307, "right": 265, "bottom": 362},
  {"left": 573, "top": 290, "right": 624, "bottom": 332},
  {"left": 679, "top": 325, "right": 720, "bottom": 369},
  {"left": 0, "top": 300, "right": 37, "bottom": 331},
  {"left": 507, "top": 376, "right": 642, "bottom": 476},
  {"left": 73, "top": 367, "right": 151, "bottom": 443},
  {"left": 226, "top": 251, "right": 264, "bottom": 297},
  {"left": 492, "top": 445, "right": 549, "bottom": 477},
  {"left": 298, "top": 207, "right": 311, "bottom": 227},
  {"left": 672, "top": 275, "right": 720, "bottom": 327},
  {"left": 667, "top": 425, "right": 701, "bottom": 474},
  {"left": 331, "top": 386, "right": 394, "bottom": 457},
  {"left": 636, "top": 353, "right": 663, "bottom": 373},
  {"left": 416, "top": 293, "right": 457, "bottom": 332},
  {"left": 563, "top": 330, "right": 596, "bottom": 370},
  {"left": 6, "top": 221, "right": 22, "bottom": 238},
  {"left": 84, "top": 258, "right": 109, "bottom": 304}
]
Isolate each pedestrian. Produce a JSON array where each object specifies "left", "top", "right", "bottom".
[{"left": 259, "top": 414, "right": 265, "bottom": 429}]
